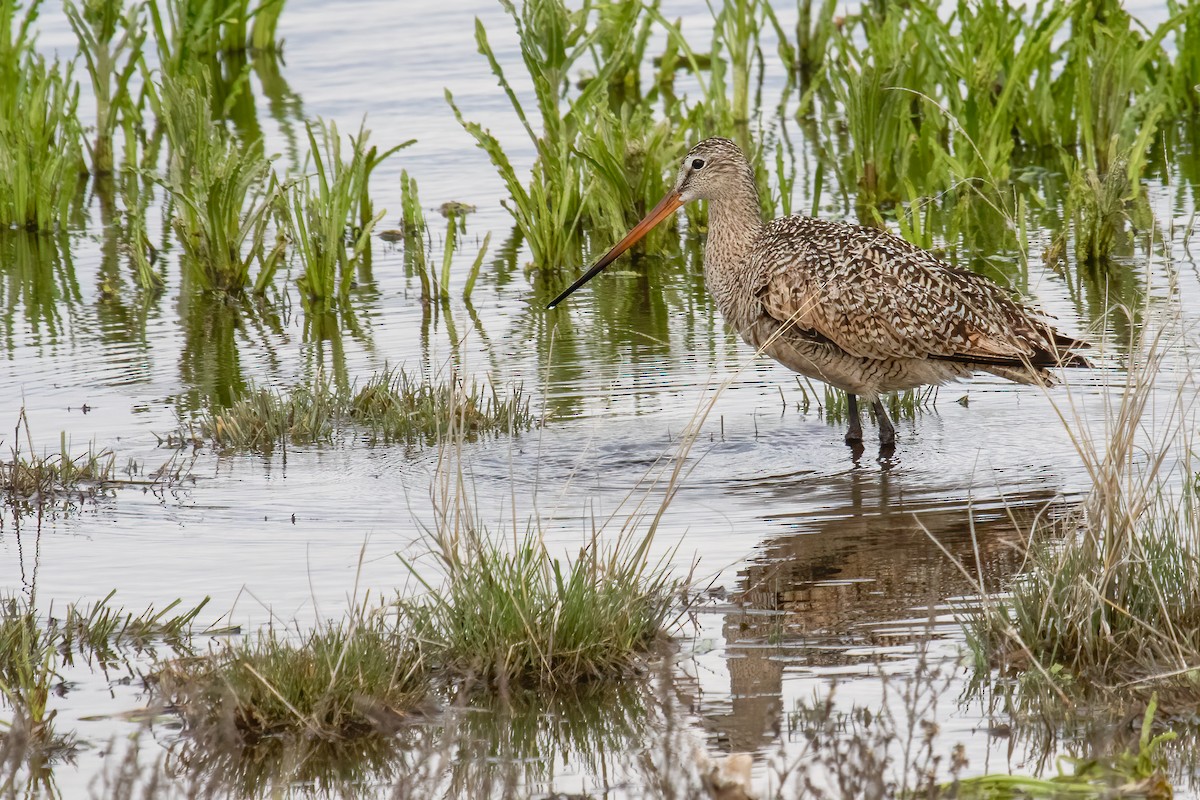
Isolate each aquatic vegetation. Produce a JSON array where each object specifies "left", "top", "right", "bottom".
[
  {"left": 951, "top": 699, "right": 1173, "bottom": 798},
  {"left": 1167, "top": 0, "right": 1200, "bottom": 112},
  {"left": 154, "top": 71, "right": 278, "bottom": 293},
  {"left": 1056, "top": 157, "right": 1141, "bottom": 267},
  {"left": 397, "top": 168, "right": 455, "bottom": 303},
  {"left": 64, "top": 0, "right": 147, "bottom": 175},
  {"left": 0, "top": 49, "right": 84, "bottom": 230},
  {"left": 707, "top": 0, "right": 772, "bottom": 142},
  {"left": 785, "top": 0, "right": 838, "bottom": 87},
  {"left": 286, "top": 119, "right": 411, "bottom": 304},
  {"left": 156, "top": 606, "right": 427, "bottom": 740},
  {"left": 348, "top": 365, "right": 531, "bottom": 444},
  {"left": 248, "top": 0, "right": 284, "bottom": 53},
  {"left": 418, "top": 206, "right": 490, "bottom": 303},
  {"left": 1056, "top": 0, "right": 1178, "bottom": 179},
  {"left": 824, "top": 9, "right": 943, "bottom": 207},
  {"left": 448, "top": 0, "right": 633, "bottom": 268},
  {"left": 191, "top": 376, "right": 338, "bottom": 451},
  {"left": 914, "top": 0, "right": 1071, "bottom": 187},
  {"left": 0, "top": 602, "right": 59, "bottom": 745},
  {"left": 185, "top": 366, "right": 533, "bottom": 452},
  {"left": 118, "top": 115, "right": 165, "bottom": 291},
  {"left": 576, "top": 104, "right": 684, "bottom": 246}
]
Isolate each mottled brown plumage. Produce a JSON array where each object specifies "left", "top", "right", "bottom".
[{"left": 549, "top": 137, "right": 1090, "bottom": 447}]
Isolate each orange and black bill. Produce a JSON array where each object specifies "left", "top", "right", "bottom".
[{"left": 546, "top": 191, "right": 685, "bottom": 309}]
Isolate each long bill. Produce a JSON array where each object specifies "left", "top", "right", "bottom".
[{"left": 546, "top": 190, "right": 684, "bottom": 309}]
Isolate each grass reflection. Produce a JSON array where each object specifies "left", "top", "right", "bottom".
[{"left": 0, "top": 231, "right": 79, "bottom": 353}]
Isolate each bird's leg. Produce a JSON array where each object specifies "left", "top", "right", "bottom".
[
  {"left": 872, "top": 399, "right": 895, "bottom": 445},
  {"left": 845, "top": 394, "right": 863, "bottom": 443}
]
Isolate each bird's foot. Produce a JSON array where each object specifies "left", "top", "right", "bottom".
[{"left": 844, "top": 428, "right": 863, "bottom": 444}]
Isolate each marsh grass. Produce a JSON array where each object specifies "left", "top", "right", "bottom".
[
  {"left": 193, "top": 376, "right": 337, "bottom": 451},
  {"left": 448, "top": 0, "right": 635, "bottom": 268},
  {"left": 966, "top": 301, "right": 1200, "bottom": 703},
  {"left": 824, "top": 9, "right": 943, "bottom": 207},
  {"left": 398, "top": 365, "right": 699, "bottom": 692},
  {"left": 287, "top": 119, "right": 411, "bottom": 304},
  {"left": 187, "top": 366, "right": 533, "bottom": 452},
  {"left": 914, "top": 0, "right": 1071, "bottom": 187},
  {"left": 119, "top": 115, "right": 164, "bottom": 291},
  {"left": 792, "top": 378, "right": 934, "bottom": 429},
  {"left": 1056, "top": 157, "right": 1140, "bottom": 267},
  {"left": 0, "top": 603, "right": 58, "bottom": 745},
  {"left": 787, "top": 0, "right": 837, "bottom": 86},
  {"left": 951, "top": 698, "right": 1174, "bottom": 798},
  {"left": 1058, "top": 0, "right": 1180, "bottom": 179},
  {"left": 1167, "top": 0, "right": 1200, "bottom": 112},
  {"left": 59, "top": 591, "right": 211, "bottom": 665},
  {"left": 155, "top": 71, "right": 277, "bottom": 292},
  {"left": 706, "top": 0, "right": 767, "bottom": 138}
]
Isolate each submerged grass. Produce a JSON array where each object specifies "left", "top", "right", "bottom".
[
  {"left": 1, "top": 413, "right": 116, "bottom": 502},
  {"left": 0, "top": 52, "right": 84, "bottom": 230},
  {"left": 1, "top": 592, "right": 207, "bottom": 757},
  {"left": 185, "top": 365, "right": 533, "bottom": 452}
]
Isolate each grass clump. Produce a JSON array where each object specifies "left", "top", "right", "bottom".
[
  {"left": 348, "top": 366, "right": 531, "bottom": 444},
  {"left": 1, "top": 592, "right": 207, "bottom": 754},
  {"left": 405, "top": 503, "right": 681, "bottom": 689},
  {"left": 197, "top": 377, "right": 337, "bottom": 451},
  {"left": 157, "top": 608, "right": 426, "bottom": 740},
  {"left": 394, "top": 390, "right": 696, "bottom": 692}
]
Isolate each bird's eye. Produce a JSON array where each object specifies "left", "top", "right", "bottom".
[{"left": 691, "top": 158, "right": 705, "bottom": 170}]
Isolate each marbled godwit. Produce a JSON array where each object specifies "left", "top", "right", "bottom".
[{"left": 548, "top": 137, "right": 1090, "bottom": 447}]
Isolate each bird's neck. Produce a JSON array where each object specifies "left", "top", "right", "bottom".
[{"left": 703, "top": 171, "right": 763, "bottom": 323}]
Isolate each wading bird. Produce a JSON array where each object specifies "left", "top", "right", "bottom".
[{"left": 548, "top": 137, "right": 1090, "bottom": 448}]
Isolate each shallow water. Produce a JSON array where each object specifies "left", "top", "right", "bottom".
[{"left": 3, "top": 0, "right": 1200, "bottom": 797}]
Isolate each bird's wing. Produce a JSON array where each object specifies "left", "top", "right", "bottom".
[{"left": 753, "top": 219, "right": 1052, "bottom": 363}]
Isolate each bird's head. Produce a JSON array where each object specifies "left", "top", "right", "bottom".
[
  {"left": 672, "top": 137, "right": 752, "bottom": 203},
  {"left": 547, "top": 137, "right": 749, "bottom": 309}
]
